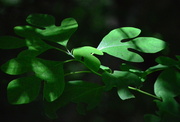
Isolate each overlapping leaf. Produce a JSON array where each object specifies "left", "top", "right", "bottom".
[
  {"left": 97, "top": 27, "right": 166, "bottom": 62},
  {"left": 73, "top": 46, "right": 103, "bottom": 71},
  {"left": 1, "top": 37, "right": 64, "bottom": 103},
  {"left": 32, "top": 58, "right": 65, "bottom": 102},
  {"left": 1, "top": 37, "right": 51, "bottom": 75},
  {"left": 0, "top": 14, "right": 76, "bottom": 103},
  {"left": 25, "top": 14, "right": 78, "bottom": 46},
  {"left": 155, "top": 56, "right": 179, "bottom": 66},
  {"left": 102, "top": 71, "right": 141, "bottom": 100}
]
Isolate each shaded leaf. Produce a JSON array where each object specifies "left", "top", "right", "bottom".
[
  {"left": 120, "top": 63, "right": 146, "bottom": 82},
  {"left": 26, "top": 14, "right": 55, "bottom": 28},
  {"left": 14, "top": 25, "right": 41, "bottom": 38},
  {"left": 144, "top": 114, "right": 161, "bottom": 122},
  {"left": 154, "top": 68, "right": 180, "bottom": 117},
  {"left": 102, "top": 71, "right": 141, "bottom": 100},
  {"left": 44, "top": 80, "right": 104, "bottom": 119},
  {"left": 31, "top": 58, "right": 65, "bottom": 102},
  {"left": 154, "top": 68, "right": 180, "bottom": 98},
  {"left": 73, "top": 46, "right": 103, "bottom": 72},
  {"left": 0, "top": 36, "right": 26, "bottom": 49},
  {"left": 145, "top": 64, "right": 168, "bottom": 75},
  {"left": 155, "top": 56, "right": 178, "bottom": 66},
  {"left": 7, "top": 76, "right": 41, "bottom": 104},
  {"left": 97, "top": 27, "right": 165, "bottom": 62},
  {"left": 176, "top": 55, "right": 180, "bottom": 61}
]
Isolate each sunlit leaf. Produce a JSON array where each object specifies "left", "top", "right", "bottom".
[
  {"left": 25, "top": 14, "right": 78, "bottom": 46},
  {"left": 1, "top": 58, "right": 31, "bottom": 75},
  {"left": 1, "top": 37, "right": 52, "bottom": 75},
  {"left": 97, "top": 27, "right": 165, "bottom": 62},
  {"left": 73, "top": 46, "right": 103, "bottom": 71},
  {"left": 31, "top": 58, "right": 65, "bottom": 102},
  {"left": 132, "top": 37, "right": 165, "bottom": 53},
  {"left": 99, "top": 65, "right": 112, "bottom": 73},
  {"left": 7, "top": 76, "right": 41, "bottom": 104},
  {"left": 0, "top": 36, "right": 26, "bottom": 49}
]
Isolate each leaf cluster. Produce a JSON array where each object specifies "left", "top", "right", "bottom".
[{"left": 0, "top": 14, "right": 179, "bottom": 121}]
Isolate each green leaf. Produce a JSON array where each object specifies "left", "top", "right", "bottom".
[
  {"left": 176, "top": 55, "right": 180, "bottom": 61},
  {"left": 24, "top": 14, "right": 78, "bottom": 46},
  {"left": 1, "top": 37, "right": 52, "bottom": 75},
  {"left": 102, "top": 71, "right": 141, "bottom": 100},
  {"left": 7, "top": 76, "right": 41, "bottom": 104},
  {"left": 145, "top": 64, "right": 168, "bottom": 75},
  {"left": 154, "top": 68, "right": 180, "bottom": 117},
  {"left": 99, "top": 65, "right": 112, "bottom": 73},
  {"left": 97, "top": 27, "right": 165, "bottom": 62},
  {"left": 44, "top": 80, "right": 104, "bottom": 119},
  {"left": 31, "top": 58, "right": 65, "bottom": 102},
  {"left": 73, "top": 46, "right": 103, "bottom": 72},
  {"left": 154, "top": 68, "right": 180, "bottom": 98},
  {"left": 117, "top": 87, "right": 135, "bottom": 100},
  {"left": 0, "top": 36, "right": 26, "bottom": 49},
  {"left": 120, "top": 63, "right": 146, "bottom": 82},
  {"left": 144, "top": 114, "right": 161, "bottom": 122},
  {"left": 132, "top": 37, "right": 165, "bottom": 53},
  {"left": 155, "top": 56, "right": 178, "bottom": 66},
  {"left": 39, "top": 18, "right": 78, "bottom": 46},
  {"left": 1, "top": 58, "right": 30, "bottom": 75},
  {"left": 26, "top": 14, "right": 55, "bottom": 28},
  {"left": 14, "top": 25, "right": 41, "bottom": 38}
]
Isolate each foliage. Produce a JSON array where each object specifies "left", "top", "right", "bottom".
[{"left": 0, "top": 14, "right": 180, "bottom": 121}]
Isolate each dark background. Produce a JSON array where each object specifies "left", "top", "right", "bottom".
[{"left": 0, "top": 0, "right": 180, "bottom": 122}]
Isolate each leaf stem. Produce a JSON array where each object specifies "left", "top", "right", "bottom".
[
  {"left": 64, "top": 71, "right": 92, "bottom": 76},
  {"left": 90, "top": 69, "right": 102, "bottom": 77},
  {"left": 63, "top": 59, "right": 76, "bottom": 64},
  {"left": 128, "top": 86, "right": 162, "bottom": 101},
  {"left": 54, "top": 47, "right": 68, "bottom": 54}
]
